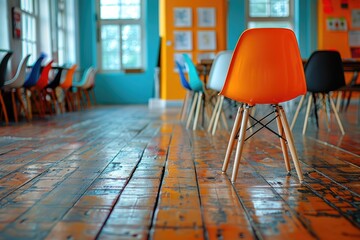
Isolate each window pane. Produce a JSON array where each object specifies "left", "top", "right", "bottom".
[
  {"left": 100, "top": 0, "right": 140, "bottom": 19},
  {"left": 270, "top": 0, "right": 289, "bottom": 17},
  {"left": 249, "top": 0, "right": 289, "bottom": 17},
  {"left": 101, "top": 25, "right": 120, "bottom": 70},
  {"left": 121, "top": 24, "right": 141, "bottom": 68},
  {"left": 248, "top": 21, "right": 292, "bottom": 29}
]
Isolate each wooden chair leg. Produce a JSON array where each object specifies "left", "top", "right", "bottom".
[
  {"left": 222, "top": 105, "right": 243, "bottom": 173},
  {"left": 329, "top": 94, "right": 345, "bottom": 135},
  {"left": 193, "top": 92, "right": 203, "bottom": 130},
  {"left": 290, "top": 95, "right": 305, "bottom": 130},
  {"left": 16, "top": 89, "right": 29, "bottom": 121},
  {"left": 231, "top": 105, "right": 250, "bottom": 183},
  {"left": 26, "top": 89, "right": 32, "bottom": 120},
  {"left": 277, "top": 105, "right": 303, "bottom": 182},
  {"left": 186, "top": 92, "right": 198, "bottom": 129},
  {"left": 0, "top": 92, "right": 9, "bottom": 125},
  {"left": 180, "top": 91, "right": 191, "bottom": 122},
  {"left": 11, "top": 91, "right": 18, "bottom": 123},
  {"left": 302, "top": 94, "right": 313, "bottom": 135},
  {"left": 207, "top": 96, "right": 220, "bottom": 132},
  {"left": 212, "top": 95, "right": 225, "bottom": 135},
  {"left": 275, "top": 106, "right": 291, "bottom": 172}
]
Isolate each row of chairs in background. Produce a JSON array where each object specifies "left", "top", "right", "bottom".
[
  {"left": 177, "top": 47, "right": 350, "bottom": 137},
  {"left": 0, "top": 51, "right": 96, "bottom": 124}
]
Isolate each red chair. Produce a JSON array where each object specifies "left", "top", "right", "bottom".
[{"left": 220, "top": 28, "right": 307, "bottom": 183}]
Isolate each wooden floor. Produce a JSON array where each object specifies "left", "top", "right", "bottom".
[{"left": 0, "top": 103, "right": 359, "bottom": 239}]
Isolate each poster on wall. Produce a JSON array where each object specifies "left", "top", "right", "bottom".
[
  {"left": 352, "top": 9, "right": 360, "bottom": 28},
  {"left": 174, "top": 8, "right": 192, "bottom": 27},
  {"left": 12, "top": 7, "right": 21, "bottom": 39},
  {"left": 197, "top": 31, "right": 216, "bottom": 50},
  {"left": 197, "top": 8, "right": 216, "bottom": 27},
  {"left": 174, "top": 31, "right": 193, "bottom": 51}
]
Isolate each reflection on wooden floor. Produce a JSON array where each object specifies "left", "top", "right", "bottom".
[{"left": 0, "top": 103, "right": 359, "bottom": 239}]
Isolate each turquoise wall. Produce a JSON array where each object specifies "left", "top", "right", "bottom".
[{"left": 78, "top": 0, "right": 316, "bottom": 104}]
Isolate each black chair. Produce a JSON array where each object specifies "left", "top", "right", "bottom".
[
  {"left": 291, "top": 50, "right": 346, "bottom": 135},
  {"left": 0, "top": 52, "right": 13, "bottom": 124}
]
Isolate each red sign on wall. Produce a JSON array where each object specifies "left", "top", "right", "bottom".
[{"left": 12, "top": 7, "right": 21, "bottom": 39}]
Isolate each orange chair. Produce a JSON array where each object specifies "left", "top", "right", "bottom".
[
  {"left": 220, "top": 28, "right": 307, "bottom": 183},
  {"left": 59, "top": 64, "right": 77, "bottom": 112}
]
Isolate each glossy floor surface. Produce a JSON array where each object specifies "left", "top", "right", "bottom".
[{"left": 0, "top": 103, "right": 359, "bottom": 239}]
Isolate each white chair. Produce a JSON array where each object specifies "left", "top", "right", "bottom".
[
  {"left": 206, "top": 50, "right": 233, "bottom": 135},
  {"left": 4, "top": 54, "right": 31, "bottom": 122}
]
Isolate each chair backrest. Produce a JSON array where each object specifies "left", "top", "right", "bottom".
[
  {"left": 304, "top": 50, "right": 345, "bottom": 93},
  {"left": 23, "top": 53, "right": 46, "bottom": 88},
  {"left": 75, "top": 67, "right": 93, "bottom": 87},
  {"left": 183, "top": 54, "right": 203, "bottom": 92},
  {"left": 60, "top": 64, "right": 77, "bottom": 89},
  {"left": 4, "top": 54, "right": 31, "bottom": 89},
  {"left": 0, "top": 52, "right": 13, "bottom": 87},
  {"left": 207, "top": 50, "right": 233, "bottom": 92},
  {"left": 46, "top": 67, "right": 63, "bottom": 89},
  {"left": 36, "top": 60, "right": 54, "bottom": 90},
  {"left": 220, "top": 28, "right": 306, "bottom": 106},
  {"left": 82, "top": 68, "right": 97, "bottom": 89},
  {"left": 175, "top": 61, "right": 191, "bottom": 91}
]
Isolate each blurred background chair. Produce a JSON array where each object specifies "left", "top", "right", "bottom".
[
  {"left": 220, "top": 28, "right": 306, "bottom": 183},
  {"left": 290, "top": 50, "right": 346, "bottom": 135},
  {"left": 0, "top": 51, "right": 13, "bottom": 124},
  {"left": 3, "top": 54, "right": 31, "bottom": 122},
  {"left": 59, "top": 64, "right": 77, "bottom": 112},
  {"left": 183, "top": 54, "right": 207, "bottom": 130},
  {"left": 23, "top": 53, "right": 46, "bottom": 119},
  {"left": 175, "top": 61, "right": 192, "bottom": 122},
  {"left": 72, "top": 66, "right": 93, "bottom": 110},
  {"left": 206, "top": 50, "right": 233, "bottom": 135}
]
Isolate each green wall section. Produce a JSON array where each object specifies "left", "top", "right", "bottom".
[{"left": 78, "top": 0, "right": 316, "bottom": 104}]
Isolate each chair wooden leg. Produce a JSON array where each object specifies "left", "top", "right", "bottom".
[
  {"left": 329, "top": 94, "right": 345, "bottom": 135},
  {"left": 207, "top": 96, "right": 220, "bottom": 133},
  {"left": 302, "top": 94, "right": 313, "bottom": 135},
  {"left": 11, "top": 91, "right": 18, "bottom": 123},
  {"left": 193, "top": 92, "right": 203, "bottom": 130},
  {"left": 0, "top": 92, "right": 9, "bottom": 125},
  {"left": 222, "top": 105, "right": 243, "bottom": 173},
  {"left": 277, "top": 105, "right": 303, "bottom": 182},
  {"left": 212, "top": 95, "right": 224, "bottom": 135},
  {"left": 181, "top": 91, "right": 191, "bottom": 122},
  {"left": 275, "top": 106, "right": 290, "bottom": 172},
  {"left": 26, "top": 89, "right": 32, "bottom": 120},
  {"left": 16, "top": 89, "right": 29, "bottom": 121},
  {"left": 186, "top": 92, "right": 198, "bottom": 129},
  {"left": 290, "top": 95, "right": 305, "bottom": 130},
  {"left": 231, "top": 105, "right": 250, "bottom": 183}
]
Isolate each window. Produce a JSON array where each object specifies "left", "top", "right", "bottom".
[
  {"left": 247, "top": 0, "right": 294, "bottom": 29},
  {"left": 97, "top": 0, "right": 144, "bottom": 72},
  {"left": 20, "top": 0, "right": 38, "bottom": 63},
  {"left": 57, "top": 0, "right": 66, "bottom": 65}
]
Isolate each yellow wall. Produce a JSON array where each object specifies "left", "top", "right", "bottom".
[
  {"left": 318, "top": 0, "right": 360, "bottom": 58},
  {"left": 159, "top": 0, "right": 227, "bottom": 100}
]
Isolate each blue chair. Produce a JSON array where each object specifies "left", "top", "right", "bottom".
[
  {"left": 0, "top": 52, "right": 13, "bottom": 124},
  {"left": 23, "top": 53, "right": 46, "bottom": 119},
  {"left": 175, "top": 61, "right": 192, "bottom": 122},
  {"left": 182, "top": 54, "right": 205, "bottom": 130}
]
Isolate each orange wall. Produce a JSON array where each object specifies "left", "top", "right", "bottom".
[
  {"left": 159, "top": 0, "right": 227, "bottom": 100},
  {"left": 318, "top": 0, "right": 360, "bottom": 58}
]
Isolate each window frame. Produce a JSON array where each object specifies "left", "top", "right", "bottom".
[
  {"left": 20, "top": 0, "right": 38, "bottom": 63},
  {"left": 246, "top": 0, "right": 294, "bottom": 29},
  {"left": 96, "top": 0, "right": 145, "bottom": 73}
]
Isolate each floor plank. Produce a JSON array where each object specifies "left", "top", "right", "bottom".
[{"left": 0, "top": 104, "right": 359, "bottom": 239}]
